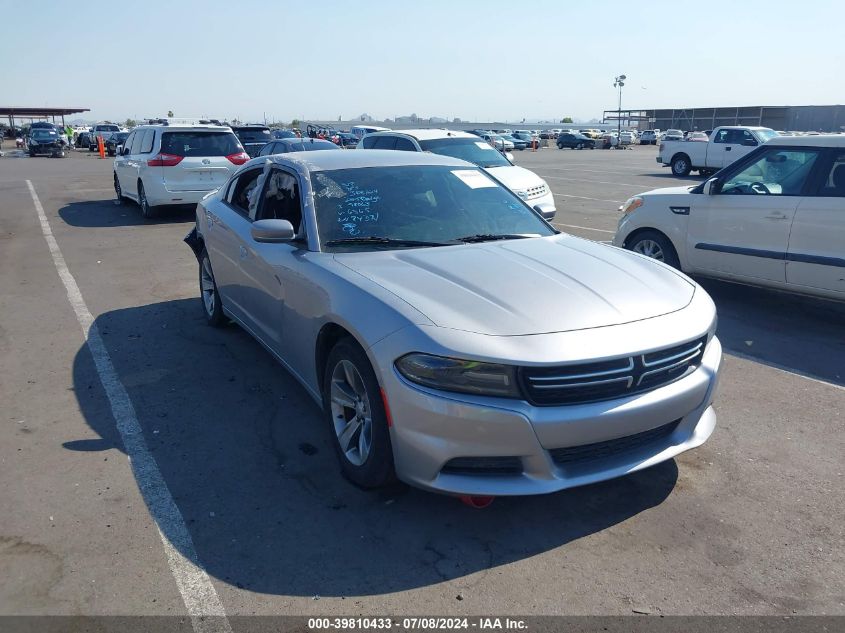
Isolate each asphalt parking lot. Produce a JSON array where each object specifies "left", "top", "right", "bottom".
[{"left": 1, "top": 142, "right": 843, "bottom": 618}]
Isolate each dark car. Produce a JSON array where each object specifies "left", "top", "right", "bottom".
[
  {"left": 76, "top": 131, "right": 92, "bottom": 148},
  {"left": 105, "top": 131, "right": 131, "bottom": 157},
  {"left": 335, "top": 132, "right": 358, "bottom": 148},
  {"left": 231, "top": 125, "right": 272, "bottom": 157},
  {"left": 556, "top": 132, "right": 596, "bottom": 149},
  {"left": 272, "top": 129, "right": 298, "bottom": 139},
  {"left": 27, "top": 128, "right": 66, "bottom": 157},
  {"left": 256, "top": 138, "right": 342, "bottom": 156}
]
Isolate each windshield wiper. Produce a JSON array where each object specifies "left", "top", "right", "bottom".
[
  {"left": 452, "top": 233, "right": 537, "bottom": 243},
  {"left": 324, "top": 236, "right": 451, "bottom": 247}
]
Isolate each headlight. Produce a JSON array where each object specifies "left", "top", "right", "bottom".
[
  {"left": 620, "top": 196, "right": 644, "bottom": 215},
  {"left": 395, "top": 353, "right": 521, "bottom": 398},
  {"left": 514, "top": 189, "right": 528, "bottom": 200}
]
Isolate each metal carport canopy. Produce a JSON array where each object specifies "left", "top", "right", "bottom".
[{"left": 2, "top": 106, "right": 91, "bottom": 127}]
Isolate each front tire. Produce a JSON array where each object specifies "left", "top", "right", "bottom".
[
  {"left": 199, "top": 249, "right": 226, "bottom": 327},
  {"left": 627, "top": 230, "right": 680, "bottom": 269},
  {"left": 322, "top": 339, "right": 395, "bottom": 489},
  {"left": 114, "top": 173, "right": 125, "bottom": 201}
]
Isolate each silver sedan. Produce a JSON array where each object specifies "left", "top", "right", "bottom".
[{"left": 185, "top": 150, "right": 721, "bottom": 498}]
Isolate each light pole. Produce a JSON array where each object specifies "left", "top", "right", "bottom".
[{"left": 614, "top": 74, "right": 626, "bottom": 148}]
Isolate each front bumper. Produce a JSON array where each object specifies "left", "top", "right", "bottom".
[{"left": 375, "top": 334, "right": 721, "bottom": 497}]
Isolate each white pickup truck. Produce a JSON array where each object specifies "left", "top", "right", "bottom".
[{"left": 657, "top": 126, "right": 779, "bottom": 177}]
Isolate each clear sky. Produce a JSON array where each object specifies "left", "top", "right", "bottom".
[{"left": 2, "top": 0, "right": 842, "bottom": 124}]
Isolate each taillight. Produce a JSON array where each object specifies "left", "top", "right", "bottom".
[
  {"left": 226, "top": 152, "right": 250, "bottom": 165},
  {"left": 148, "top": 153, "right": 183, "bottom": 167}
]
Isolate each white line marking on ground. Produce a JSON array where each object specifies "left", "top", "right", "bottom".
[
  {"left": 726, "top": 350, "right": 845, "bottom": 392},
  {"left": 554, "top": 223, "right": 615, "bottom": 234},
  {"left": 26, "top": 180, "right": 232, "bottom": 633},
  {"left": 542, "top": 166, "right": 652, "bottom": 176},
  {"left": 553, "top": 193, "right": 623, "bottom": 204},
  {"left": 544, "top": 174, "right": 642, "bottom": 187}
]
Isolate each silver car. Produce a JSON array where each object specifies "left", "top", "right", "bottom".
[{"left": 185, "top": 150, "right": 721, "bottom": 497}]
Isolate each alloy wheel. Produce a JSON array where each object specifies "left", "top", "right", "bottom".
[
  {"left": 633, "top": 239, "right": 665, "bottom": 261},
  {"left": 200, "top": 257, "right": 216, "bottom": 316},
  {"left": 329, "top": 360, "right": 373, "bottom": 466}
]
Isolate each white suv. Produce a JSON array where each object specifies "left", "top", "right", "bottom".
[
  {"left": 113, "top": 123, "right": 248, "bottom": 218},
  {"left": 358, "top": 129, "right": 556, "bottom": 218}
]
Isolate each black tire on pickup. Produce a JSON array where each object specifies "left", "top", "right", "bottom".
[{"left": 671, "top": 154, "right": 692, "bottom": 176}]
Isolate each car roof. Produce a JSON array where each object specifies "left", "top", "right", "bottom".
[
  {"left": 131, "top": 124, "right": 232, "bottom": 132},
  {"left": 715, "top": 126, "right": 772, "bottom": 131},
  {"left": 276, "top": 138, "right": 336, "bottom": 146},
  {"left": 366, "top": 128, "right": 478, "bottom": 141},
  {"left": 246, "top": 148, "right": 475, "bottom": 172},
  {"left": 766, "top": 134, "right": 845, "bottom": 148}
]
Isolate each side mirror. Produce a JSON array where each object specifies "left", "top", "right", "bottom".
[
  {"left": 251, "top": 219, "right": 296, "bottom": 243},
  {"left": 703, "top": 177, "right": 720, "bottom": 195},
  {"left": 742, "top": 138, "right": 758, "bottom": 147},
  {"left": 533, "top": 204, "right": 555, "bottom": 221}
]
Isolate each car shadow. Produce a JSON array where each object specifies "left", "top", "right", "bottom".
[
  {"left": 58, "top": 200, "right": 196, "bottom": 228},
  {"left": 698, "top": 278, "right": 845, "bottom": 386},
  {"left": 67, "top": 298, "right": 679, "bottom": 597}
]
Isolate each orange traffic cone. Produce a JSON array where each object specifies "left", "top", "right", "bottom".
[{"left": 98, "top": 135, "right": 105, "bottom": 159}]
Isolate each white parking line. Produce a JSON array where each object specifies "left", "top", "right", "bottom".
[
  {"left": 554, "top": 223, "right": 615, "bottom": 234},
  {"left": 727, "top": 350, "right": 845, "bottom": 392},
  {"left": 26, "top": 180, "right": 232, "bottom": 633},
  {"left": 553, "top": 193, "right": 623, "bottom": 204},
  {"left": 544, "top": 174, "right": 642, "bottom": 187}
]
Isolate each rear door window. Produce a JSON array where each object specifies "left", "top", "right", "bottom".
[
  {"left": 361, "top": 136, "right": 378, "bottom": 149},
  {"left": 161, "top": 131, "right": 241, "bottom": 157},
  {"left": 139, "top": 129, "right": 155, "bottom": 154},
  {"left": 372, "top": 136, "right": 397, "bottom": 150},
  {"left": 394, "top": 138, "right": 416, "bottom": 151},
  {"left": 814, "top": 151, "right": 845, "bottom": 198}
]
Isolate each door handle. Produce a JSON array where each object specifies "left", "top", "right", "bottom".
[
  {"left": 239, "top": 246, "right": 248, "bottom": 259},
  {"left": 725, "top": 146, "right": 732, "bottom": 151},
  {"left": 765, "top": 213, "right": 789, "bottom": 220}
]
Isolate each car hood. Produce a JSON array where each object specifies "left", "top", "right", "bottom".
[
  {"left": 641, "top": 185, "right": 696, "bottom": 197},
  {"left": 333, "top": 234, "right": 695, "bottom": 336},
  {"left": 484, "top": 165, "right": 544, "bottom": 191}
]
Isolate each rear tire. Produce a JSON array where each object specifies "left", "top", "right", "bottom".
[
  {"left": 138, "top": 181, "right": 156, "bottom": 219},
  {"left": 199, "top": 249, "right": 226, "bottom": 327},
  {"left": 671, "top": 154, "right": 692, "bottom": 176},
  {"left": 627, "top": 230, "right": 680, "bottom": 269},
  {"left": 322, "top": 338, "right": 395, "bottom": 489}
]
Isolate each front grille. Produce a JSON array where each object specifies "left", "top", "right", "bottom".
[
  {"left": 549, "top": 419, "right": 681, "bottom": 466},
  {"left": 520, "top": 336, "right": 707, "bottom": 406},
  {"left": 525, "top": 183, "right": 548, "bottom": 200},
  {"left": 441, "top": 456, "right": 523, "bottom": 476}
]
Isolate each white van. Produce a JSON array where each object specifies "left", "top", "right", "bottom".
[{"left": 350, "top": 125, "right": 390, "bottom": 141}]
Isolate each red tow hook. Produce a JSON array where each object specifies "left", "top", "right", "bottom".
[{"left": 459, "top": 495, "right": 495, "bottom": 509}]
